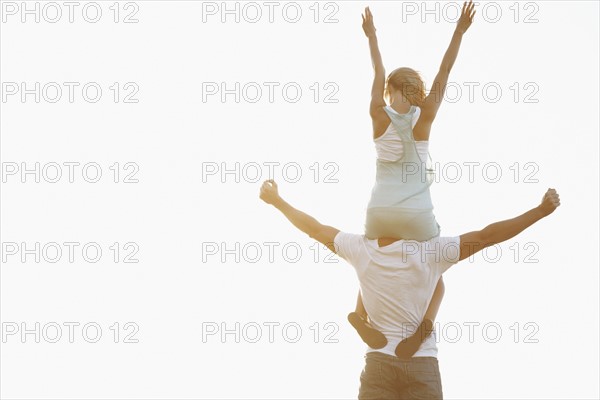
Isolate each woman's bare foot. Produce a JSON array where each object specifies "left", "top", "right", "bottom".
[
  {"left": 395, "top": 319, "right": 434, "bottom": 359},
  {"left": 348, "top": 312, "right": 388, "bottom": 349}
]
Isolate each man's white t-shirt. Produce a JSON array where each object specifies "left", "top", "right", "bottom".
[{"left": 334, "top": 232, "right": 461, "bottom": 358}]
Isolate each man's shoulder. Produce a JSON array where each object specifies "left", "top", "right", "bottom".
[
  {"left": 421, "top": 235, "right": 461, "bottom": 266},
  {"left": 333, "top": 232, "right": 369, "bottom": 262},
  {"left": 424, "top": 235, "right": 461, "bottom": 246},
  {"left": 334, "top": 231, "right": 367, "bottom": 242},
  {"left": 334, "top": 231, "right": 367, "bottom": 247}
]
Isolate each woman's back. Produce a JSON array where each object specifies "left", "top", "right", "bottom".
[{"left": 365, "top": 105, "right": 438, "bottom": 240}]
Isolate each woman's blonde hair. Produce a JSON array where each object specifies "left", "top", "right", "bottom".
[{"left": 384, "top": 67, "right": 426, "bottom": 107}]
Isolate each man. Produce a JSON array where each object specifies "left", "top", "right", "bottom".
[{"left": 258, "top": 180, "right": 560, "bottom": 399}]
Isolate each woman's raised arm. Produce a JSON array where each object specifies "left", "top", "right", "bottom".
[
  {"left": 362, "top": 7, "right": 387, "bottom": 122},
  {"left": 420, "top": 1, "right": 476, "bottom": 125}
]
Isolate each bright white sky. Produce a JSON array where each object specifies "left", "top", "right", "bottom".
[{"left": 1, "top": 1, "right": 599, "bottom": 399}]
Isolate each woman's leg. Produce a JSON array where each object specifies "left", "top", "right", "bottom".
[
  {"left": 424, "top": 277, "right": 445, "bottom": 323},
  {"left": 395, "top": 277, "right": 445, "bottom": 358},
  {"left": 355, "top": 290, "right": 368, "bottom": 319},
  {"left": 348, "top": 290, "right": 388, "bottom": 349}
]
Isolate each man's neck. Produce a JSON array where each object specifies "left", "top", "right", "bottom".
[{"left": 377, "top": 237, "right": 404, "bottom": 247}]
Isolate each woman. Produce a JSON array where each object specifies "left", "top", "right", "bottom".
[{"left": 348, "top": 1, "right": 476, "bottom": 358}]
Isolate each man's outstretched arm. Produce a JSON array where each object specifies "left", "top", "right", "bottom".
[
  {"left": 259, "top": 180, "right": 340, "bottom": 252},
  {"left": 459, "top": 189, "right": 561, "bottom": 261}
]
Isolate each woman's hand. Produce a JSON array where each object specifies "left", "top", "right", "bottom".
[
  {"left": 456, "top": 0, "right": 476, "bottom": 34},
  {"left": 362, "top": 7, "right": 377, "bottom": 38}
]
